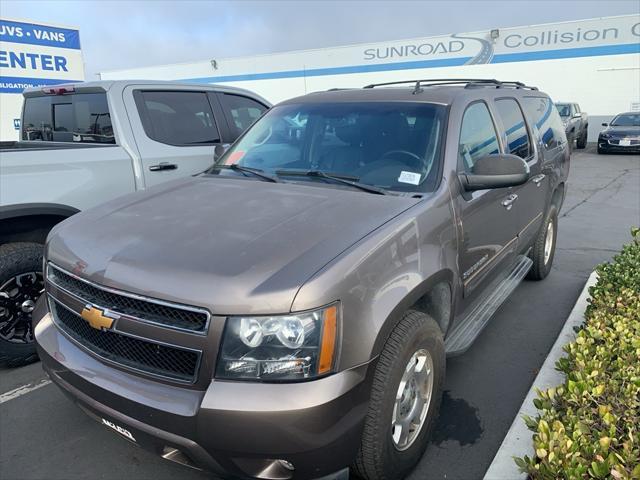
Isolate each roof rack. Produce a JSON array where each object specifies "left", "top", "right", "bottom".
[{"left": 362, "top": 79, "right": 538, "bottom": 91}]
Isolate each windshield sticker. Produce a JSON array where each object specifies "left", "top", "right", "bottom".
[
  {"left": 225, "top": 150, "right": 245, "bottom": 165},
  {"left": 398, "top": 171, "right": 421, "bottom": 185}
]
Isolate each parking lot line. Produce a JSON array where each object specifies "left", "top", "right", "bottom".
[{"left": 0, "top": 378, "right": 52, "bottom": 405}]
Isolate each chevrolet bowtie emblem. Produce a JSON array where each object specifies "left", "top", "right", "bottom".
[{"left": 80, "top": 305, "right": 115, "bottom": 331}]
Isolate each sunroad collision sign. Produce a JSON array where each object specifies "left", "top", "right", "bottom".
[
  {"left": 361, "top": 16, "right": 640, "bottom": 66},
  {"left": 156, "top": 15, "right": 639, "bottom": 87},
  {"left": 0, "top": 18, "right": 84, "bottom": 93}
]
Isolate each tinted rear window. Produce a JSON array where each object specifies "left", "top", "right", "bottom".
[
  {"left": 22, "top": 93, "right": 114, "bottom": 143},
  {"left": 217, "top": 93, "right": 268, "bottom": 140},
  {"left": 523, "top": 97, "right": 565, "bottom": 152},
  {"left": 494, "top": 98, "right": 531, "bottom": 159}
]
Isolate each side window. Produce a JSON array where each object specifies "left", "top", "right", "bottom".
[
  {"left": 523, "top": 97, "right": 565, "bottom": 152},
  {"left": 136, "top": 91, "right": 220, "bottom": 146},
  {"left": 574, "top": 104, "right": 580, "bottom": 114},
  {"left": 73, "top": 93, "right": 114, "bottom": 143},
  {"left": 21, "top": 93, "right": 114, "bottom": 143},
  {"left": 458, "top": 102, "right": 500, "bottom": 173},
  {"left": 218, "top": 93, "right": 268, "bottom": 140},
  {"left": 494, "top": 98, "right": 531, "bottom": 159}
]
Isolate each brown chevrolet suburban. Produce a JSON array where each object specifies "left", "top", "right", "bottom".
[{"left": 33, "top": 79, "right": 570, "bottom": 480}]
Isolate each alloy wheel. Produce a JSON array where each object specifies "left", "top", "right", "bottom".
[
  {"left": 391, "top": 349, "right": 434, "bottom": 451},
  {"left": 0, "top": 272, "right": 44, "bottom": 344}
]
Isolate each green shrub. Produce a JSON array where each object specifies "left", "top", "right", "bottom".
[{"left": 515, "top": 227, "right": 640, "bottom": 479}]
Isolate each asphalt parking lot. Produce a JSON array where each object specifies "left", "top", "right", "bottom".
[{"left": 1, "top": 146, "right": 638, "bottom": 480}]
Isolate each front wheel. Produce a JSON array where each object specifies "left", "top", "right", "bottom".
[
  {"left": 527, "top": 206, "right": 558, "bottom": 281},
  {"left": 0, "top": 243, "right": 44, "bottom": 367},
  {"left": 576, "top": 130, "right": 587, "bottom": 149},
  {"left": 353, "top": 310, "right": 445, "bottom": 479}
]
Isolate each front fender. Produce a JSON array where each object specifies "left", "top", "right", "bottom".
[{"left": 291, "top": 191, "right": 458, "bottom": 370}]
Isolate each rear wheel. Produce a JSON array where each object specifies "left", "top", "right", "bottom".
[
  {"left": 576, "top": 130, "right": 587, "bottom": 149},
  {"left": 527, "top": 206, "right": 558, "bottom": 281},
  {"left": 353, "top": 310, "right": 445, "bottom": 480},
  {"left": 0, "top": 243, "right": 44, "bottom": 367}
]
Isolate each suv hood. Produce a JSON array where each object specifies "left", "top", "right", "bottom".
[{"left": 47, "top": 176, "right": 419, "bottom": 314}]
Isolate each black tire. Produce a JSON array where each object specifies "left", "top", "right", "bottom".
[
  {"left": 576, "top": 130, "right": 587, "bottom": 149},
  {"left": 353, "top": 310, "right": 445, "bottom": 480},
  {"left": 526, "top": 206, "right": 558, "bottom": 281},
  {"left": 0, "top": 242, "right": 44, "bottom": 367},
  {"left": 597, "top": 146, "right": 606, "bottom": 155}
]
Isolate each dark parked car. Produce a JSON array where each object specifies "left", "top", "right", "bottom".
[
  {"left": 598, "top": 112, "right": 640, "bottom": 154},
  {"left": 555, "top": 102, "right": 588, "bottom": 150},
  {"left": 34, "top": 79, "right": 569, "bottom": 480}
]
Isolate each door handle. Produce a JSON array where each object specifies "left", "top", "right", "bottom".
[
  {"left": 149, "top": 162, "right": 178, "bottom": 172},
  {"left": 501, "top": 193, "right": 518, "bottom": 210},
  {"left": 531, "top": 174, "right": 546, "bottom": 186}
]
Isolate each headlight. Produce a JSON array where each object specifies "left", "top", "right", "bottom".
[{"left": 216, "top": 304, "right": 339, "bottom": 381}]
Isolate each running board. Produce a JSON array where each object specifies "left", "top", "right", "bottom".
[{"left": 445, "top": 255, "right": 533, "bottom": 356}]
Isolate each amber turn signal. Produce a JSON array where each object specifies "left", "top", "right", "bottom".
[{"left": 318, "top": 305, "right": 338, "bottom": 375}]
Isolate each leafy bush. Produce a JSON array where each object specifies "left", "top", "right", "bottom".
[{"left": 516, "top": 228, "right": 640, "bottom": 479}]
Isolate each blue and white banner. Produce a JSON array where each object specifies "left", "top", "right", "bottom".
[
  {"left": 0, "top": 19, "right": 81, "bottom": 49},
  {"left": 0, "top": 18, "right": 85, "bottom": 94}
]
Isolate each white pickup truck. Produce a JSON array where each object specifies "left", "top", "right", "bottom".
[{"left": 0, "top": 80, "right": 270, "bottom": 366}]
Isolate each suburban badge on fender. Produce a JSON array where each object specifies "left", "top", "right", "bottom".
[{"left": 80, "top": 305, "right": 116, "bottom": 331}]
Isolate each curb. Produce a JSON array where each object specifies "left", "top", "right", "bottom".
[{"left": 483, "top": 270, "right": 599, "bottom": 480}]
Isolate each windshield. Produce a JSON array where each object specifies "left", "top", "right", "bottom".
[
  {"left": 555, "top": 104, "right": 571, "bottom": 117},
  {"left": 610, "top": 113, "right": 640, "bottom": 127},
  {"left": 211, "top": 102, "right": 446, "bottom": 193}
]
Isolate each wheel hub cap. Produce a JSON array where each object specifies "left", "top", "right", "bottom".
[
  {"left": 0, "top": 272, "right": 44, "bottom": 344},
  {"left": 391, "top": 349, "right": 434, "bottom": 451},
  {"left": 21, "top": 300, "right": 36, "bottom": 313}
]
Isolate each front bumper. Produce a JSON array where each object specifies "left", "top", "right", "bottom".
[
  {"left": 598, "top": 138, "right": 640, "bottom": 153},
  {"left": 35, "top": 308, "right": 372, "bottom": 479}
]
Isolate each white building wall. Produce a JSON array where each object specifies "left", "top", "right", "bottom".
[{"left": 102, "top": 14, "right": 638, "bottom": 142}]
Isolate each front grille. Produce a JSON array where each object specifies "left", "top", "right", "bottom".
[
  {"left": 609, "top": 138, "right": 640, "bottom": 146},
  {"left": 50, "top": 300, "right": 200, "bottom": 383},
  {"left": 47, "top": 265, "right": 209, "bottom": 332}
]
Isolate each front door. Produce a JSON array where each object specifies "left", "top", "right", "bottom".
[
  {"left": 124, "top": 87, "right": 223, "bottom": 188},
  {"left": 456, "top": 101, "right": 519, "bottom": 299}
]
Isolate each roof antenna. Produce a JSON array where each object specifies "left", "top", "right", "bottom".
[{"left": 412, "top": 80, "right": 423, "bottom": 95}]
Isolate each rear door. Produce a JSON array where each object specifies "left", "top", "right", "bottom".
[
  {"left": 456, "top": 101, "right": 519, "bottom": 297},
  {"left": 492, "top": 97, "right": 547, "bottom": 249},
  {"left": 124, "top": 87, "right": 223, "bottom": 188}
]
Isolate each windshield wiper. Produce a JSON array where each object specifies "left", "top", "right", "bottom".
[
  {"left": 276, "top": 169, "right": 387, "bottom": 195},
  {"left": 217, "top": 164, "right": 279, "bottom": 183}
]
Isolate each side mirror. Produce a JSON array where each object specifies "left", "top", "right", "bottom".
[
  {"left": 602, "top": 122, "right": 608, "bottom": 127},
  {"left": 459, "top": 154, "right": 530, "bottom": 191},
  {"left": 214, "top": 143, "right": 230, "bottom": 161},
  {"left": 573, "top": 113, "right": 582, "bottom": 118}
]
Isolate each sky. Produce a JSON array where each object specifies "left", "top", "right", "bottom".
[{"left": 2, "top": 0, "right": 639, "bottom": 78}]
